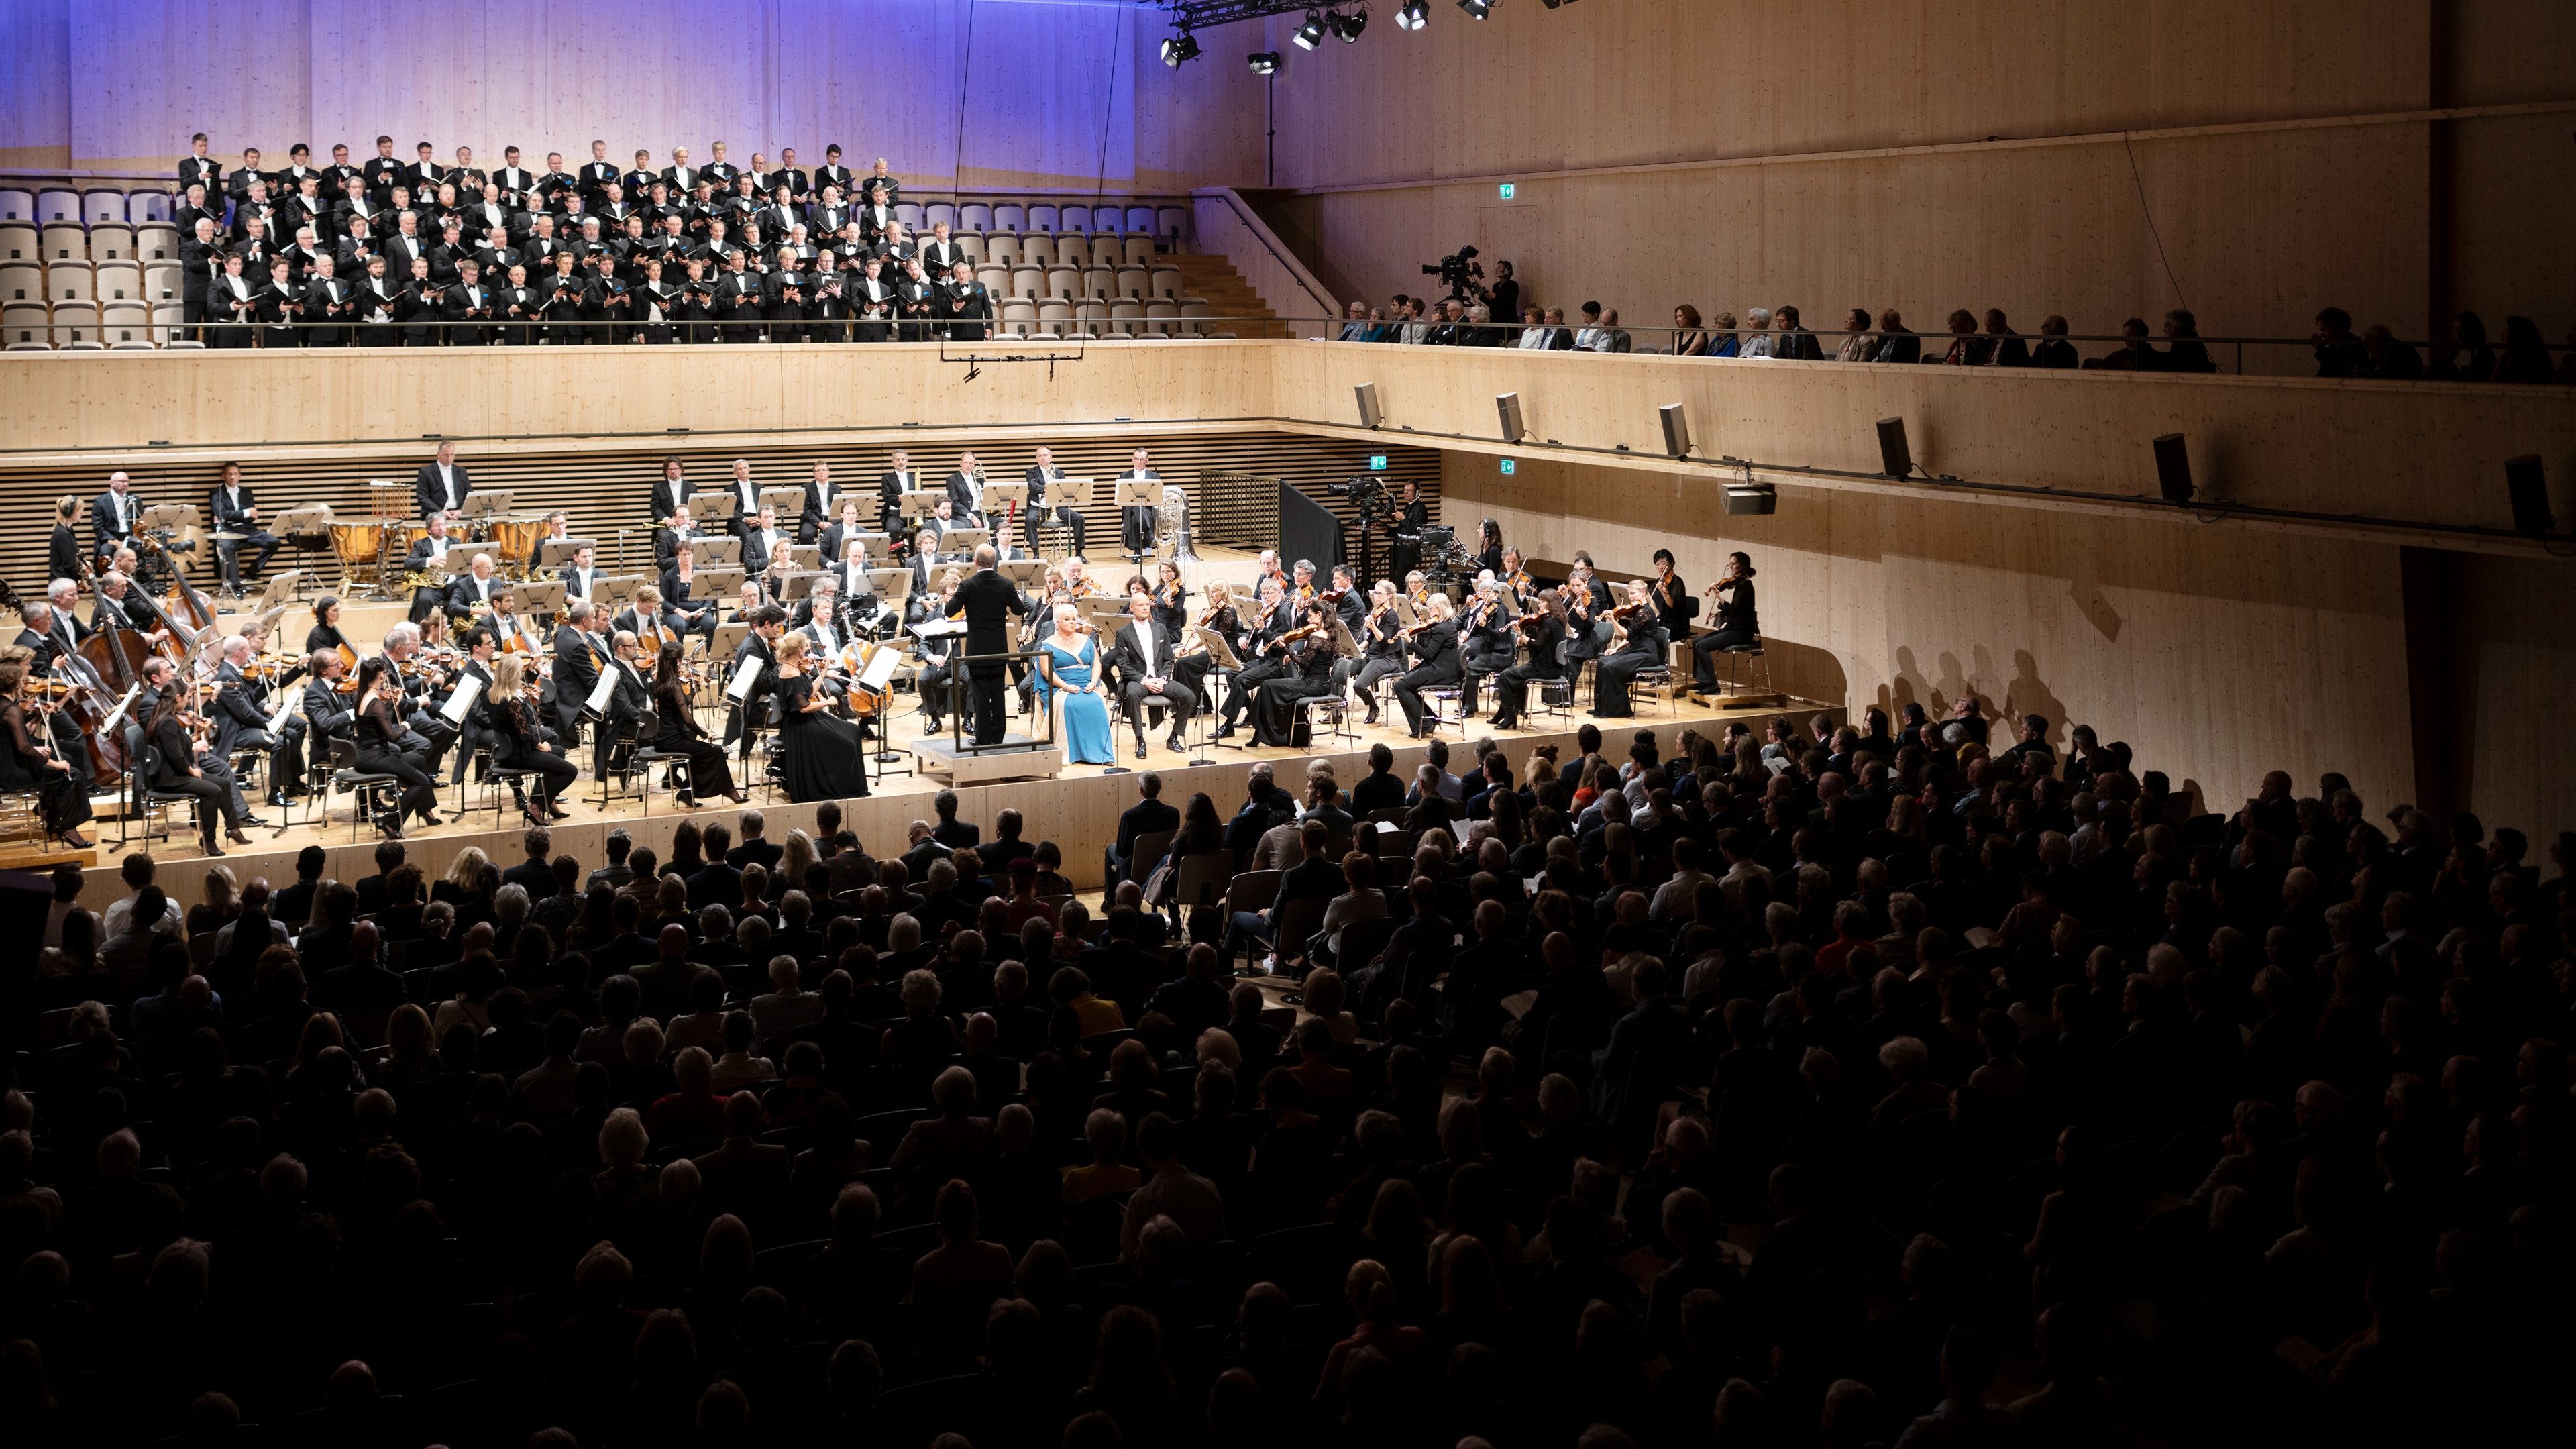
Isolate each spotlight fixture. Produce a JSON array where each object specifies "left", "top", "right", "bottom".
[
  {"left": 1247, "top": 50, "right": 1282, "bottom": 73},
  {"left": 1293, "top": 11, "right": 1326, "bottom": 49},
  {"left": 1458, "top": 0, "right": 1494, "bottom": 18},
  {"left": 1395, "top": 1, "right": 1429, "bottom": 30},
  {"left": 1160, "top": 30, "right": 1200, "bottom": 66},
  {"left": 1329, "top": 7, "right": 1368, "bottom": 41}
]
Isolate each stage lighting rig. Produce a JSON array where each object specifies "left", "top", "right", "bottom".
[
  {"left": 1160, "top": 29, "right": 1201, "bottom": 66},
  {"left": 1293, "top": 10, "right": 1326, "bottom": 48},
  {"left": 1396, "top": 2, "right": 1428, "bottom": 29}
]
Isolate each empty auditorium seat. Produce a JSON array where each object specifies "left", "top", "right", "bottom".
[
  {"left": 1075, "top": 235, "right": 1117, "bottom": 268},
  {"left": 1082, "top": 266, "right": 1116, "bottom": 300},
  {"left": 3, "top": 302, "right": 47, "bottom": 346},
  {"left": 144, "top": 264, "right": 180, "bottom": 303},
  {"left": 34, "top": 189, "right": 80, "bottom": 223},
  {"left": 93, "top": 261, "right": 142, "bottom": 303},
  {"left": 100, "top": 301, "right": 150, "bottom": 344},
  {"left": 998, "top": 300, "right": 1036, "bottom": 337},
  {"left": 1026, "top": 203, "right": 1059, "bottom": 232},
  {"left": 151, "top": 302, "right": 186, "bottom": 344},
  {"left": 1121, "top": 235, "right": 1155, "bottom": 267},
  {"left": 1114, "top": 266, "right": 1148, "bottom": 300},
  {"left": 959, "top": 202, "right": 993, "bottom": 233},
  {"left": 1075, "top": 300, "right": 1106, "bottom": 335},
  {"left": 39, "top": 224, "right": 85, "bottom": 262},
  {"left": 983, "top": 233, "right": 1019, "bottom": 266},
  {"left": 1145, "top": 300, "right": 1180, "bottom": 336},
  {"left": 926, "top": 203, "right": 957, "bottom": 233},
  {"left": 81, "top": 189, "right": 125, "bottom": 225},
  {"left": 1150, "top": 266, "right": 1181, "bottom": 300},
  {"left": 49, "top": 301, "right": 97, "bottom": 347},
  {"left": 1155, "top": 205, "right": 1188, "bottom": 242},
  {"left": 1124, "top": 205, "right": 1157, "bottom": 237},
  {"left": 1018, "top": 233, "right": 1054, "bottom": 268},
  {"left": 1008, "top": 266, "right": 1042, "bottom": 299},
  {"left": 49, "top": 265, "right": 92, "bottom": 303},
  {"left": 1180, "top": 301, "right": 1212, "bottom": 337},
  {"left": 135, "top": 223, "right": 180, "bottom": 262},
  {"left": 956, "top": 233, "right": 985, "bottom": 262},
  {"left": 974, "top": 266, "right": 1008, "bottom": 299},
  {"left": 1091, "top": 205, "right": 1124, "bottom": 233},
  {"left": 127, "top": 191, "right": 174, "bottom": 225},
  {"left": 1058, "top": 207, "right": 1087, "bottom": 235},
  {"left": 895, "top": 203, "right": 926, "bottom": 231},
  {"left": 991, "top": 202, "right": 1024, "bottom": 233},
  {"left": 87, "top": 223, "right": 135, "bottom": 261},
  {"left": 1036, "top": 300, "right": 1072, "bottom": 337},
  {"left": 1045, "top": 266, "right": 1079, "bottom": 301},
  {"left": 0, "top": 225, "right": 34, "bottom": 262},
  {"left": 0, "top": 262, "right": 39, "bottom": 303},
  {"left": 0, "top": 190, "right": 33, "bottom": 223},
  {"left": 1108, "top": 300, "right": 1144, "bottom": 337}
]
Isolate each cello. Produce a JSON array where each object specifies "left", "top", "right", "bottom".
[{"left": 0, "top": 577, "right": 136, "bottom": 786}]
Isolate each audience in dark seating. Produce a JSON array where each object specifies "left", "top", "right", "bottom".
[{"left": 5, "top": 733, "right": 2569, "bottom": 1448}]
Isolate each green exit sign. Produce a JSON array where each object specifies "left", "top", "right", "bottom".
[
  {"left": 1366, "top": 453, "right": 1387, "bottom": 471},
  {"left": 1499, "top": 458, "right": 1517, "bottom": 476},
  {"left": 1497, "top": 182, "right": 1516, "bottom": 199}
]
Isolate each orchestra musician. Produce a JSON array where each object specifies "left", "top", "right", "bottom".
[
  {"left": 1593, "top": 579, "right": 1670, "bottom": 719},
  {"left": 144, "top": 684, "right": 251, "bottom": 855},
  {"left": 1026, "top": 447, "right": 1087, "bottom": 555},
  {"left": 486, "top": 653, "right": 576, "bottom": 824},
  {"left": 649, "top": 455, "right": 694, "bottom": 523},
  {"left": 551, "top": 600, "right": 605, "bottom": 737},
  {"left": 1169, "top": 579, "right": 1236, "bottom": 709},
  {"left": 1489, "top": 588, "right": 1570, "bottom": 732},
  {"left": 559, "top": 543, "right": 603, "bottom": 601},
  {"left": 443, "top": 551, "right": 506, "bottom": 622},
  {"left": 1456, "top": 578, "right": 1519, "bottom": 719},
  {"left": 48, "top": 496, "right": 84, "bottom": 586},
  {"left": 817, "top": 500, "right": 869, "bottom": 568},
  {"left": 743, "top": 505, "right": 790, "bottom": 576},
  {"left": 0, "top": 660, "right": 93, "bottom": 849},
  {"left": 943, "top": 451, "right": 989, "bottom": 529},
  {"left": 1388, "top": 478, "right": 1429, "bottom": 580},
  {"left": 1690, "top": 551, "right": 1762, "bottom": 693},
  {"left": 1113, "top": 448, "right": 1160, "bottom": 559},
  {"left": 912, "top": 569, "right": 963, "bottom": 735},
  {"left": 1336, "top": 580, "right": 1409, "bottom": 727},
  {"left": 208, "top": 461, "right": 279, "bottom": 596},
  {"left": 724, "top": 604, "right": 785, "bottom": 761},
  {"left": 1211, "top": 575, "right": 1290, "bottom": 741},
  {"left": 590, "top": 631, "right": 652, "bottom": 780},
  {"left": 1250, "top": 599, "right": 1342, "bottom": 748},
  {"left": 1473, "top": 519, "right": 1506, "bottom": 578},
  {"left": 1393, "top": 592, "right": 1461, "bottom": 738},
  {"left": 1649, "top": 547, "right": 1693, "bottom": 635},
  {"left": 353, "top": 656, "right": 442, "bottom": 839},
  {"left": 649, "top": 640, "right": 743, "bottom": 808},
  {"left": 879, "top": 449, "right": 922, "bottom": 534}
]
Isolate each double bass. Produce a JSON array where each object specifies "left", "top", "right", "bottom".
[{"left": 0, "top": 577, "right": 134, "bottom": 786}]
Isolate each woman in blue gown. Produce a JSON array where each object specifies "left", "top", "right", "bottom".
[{"left": 1036, "top": 602, "right": 1115, "bottom": 765}]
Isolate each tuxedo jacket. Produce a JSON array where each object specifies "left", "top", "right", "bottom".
[
  {"left": 650, "top": 475, "right": 695, "bottom": 523},
  {"left": 919, "top": 239, "right": 966, "bottom": 273},
  {"left": 1108, "top": 621, "right": 1183, "bottom": 684},
  {"left": 208, "top": 485, "right": 258, "bottom": 532},
  {"left": 415, "top": 460, "right": 472, "bottom": 519},
  {"left": 91, "top": 490, "right": 140, "bottom": 556}
]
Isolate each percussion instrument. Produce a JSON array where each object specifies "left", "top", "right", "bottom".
[
  {"left": 330, "top": 521, "right": 385, "bottom": 586},
  {"left": 488, "top": 515, "right": 547, "bottom": 577}
]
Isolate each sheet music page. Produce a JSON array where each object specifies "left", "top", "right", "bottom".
[
  {"left": 440, "top": 671, "right": 484, "bottom": 724},
  {"left": 727, "top": 654, "right": 765, "bottom": 701}
]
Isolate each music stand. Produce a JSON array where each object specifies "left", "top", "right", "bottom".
[
  {"left": 516, "top": 580, "right": 567, "bottom": 620},
  {"left": 693, "top": 537, "right": 742, "bottom": 567},
  {"left": 758, "top": 486, "right": 806, "bottom": 521},
  {"left": 898, "top": 490, "right": 942, "bottom": 526},
  {"left": 1394, "top": 596, "right": 1421, "bottom": 629},
  {"left": 138, "top": 502, "right": 196, "bottom": 532},
  {"left": 780, "top": 571, "right": 819, "bottom": 602},
  {"left": 696, "top": 566, "right": 745, "bottom": 601},
  {"left": 460, "top": 490, "right": 515, "bottom": 523},
  {"left": 943, "top": 529, "right": 990, "bottom": 555},
  {"left": 786, "top": 543, "right": 820, "bottom": 571},
  {"left": 985, "top": 481, "right": 1028, "bottom": 522},
  {"left": 539, "top": 538, "right": 596, "bottom": 569},
  {"left": 1330, "top": 617, "right": 1361, "bottom": 659},
  {"left": 255, "top": 569, "right": 307, "bottom": 611},
  {"left": 710, "top": 620, "right": 750, "bottom": 664},
  {"left": 1191, "top": 625, "right": 1246, "bottom": 757},
  {"left": 694, "top": 492, "right": 739, "bottom": 523},
  {"left": 999, "top": 560, "right": 1048, "bottom": 592},
  {"left": 1112, "top": 477, "right": 1159, "bottom": 568},
  {"left": 596, "top": 574, "right": 647, "bottom": 610},
  {"left": 865, "top": 568, "right": 912, "bottom": 608}
]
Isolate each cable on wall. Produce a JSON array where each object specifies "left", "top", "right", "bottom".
[
  {"left": 1092, "top": 1, "right": 1128, "bottom": 204},
  {"left": 2123, "top": 129, "right": 2189, "bottom": 311},
  {"left": 951, "top": 0, "right": 981, "bottom": 189}
]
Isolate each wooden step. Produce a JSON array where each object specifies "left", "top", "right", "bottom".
[{"left": 1171, "top": 254, "right": 1275, "bottom": 324}]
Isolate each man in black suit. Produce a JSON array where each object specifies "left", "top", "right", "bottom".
[
  {"left": 415, "top": 441, "right": 471, "bottom": 520},
  {"left": 944, "top": 545, "right": 1030, "bottom": 747},
  {"left": 650, "top": 455, "right": 694, "bottom": 523},
  {"left": 741, "top": 505, "right": 789, "bottom": 576},
  {"left": 591, "top": 631, "right": 652, "bottom": 780},
  {"left": 1395, "top": 596, "right": 1462, "bottom": 738},
  {"left": 91, "top": 470, "right": 141, "bottom": 564},
  {"left": 1108, "top": 592, "right": 1195, "bottom": 759},
  {"left": 1112, "top": 448, "right": 1160, "bottom": 559},
  {"left": 879, "top": 449, "right": 922, "bottom": 534},
  {"left": 796, "top": 460, "right": 846, "bottom": 544},
  {"left": 207, "top": 461, "right": 278, "bottom": 595},
  {"left": 942, "top": 452, "right": 989, "bottom": 528},
  {"left": 724, "top": 606, "right": 784, "bottom": 761},
  {"left": 1106, "top": 771, "right": 1180, "bottom": 888},
  {"left": 729, "top": 810, "right": 786, "bottom": 873},
  {"left": 444, "top": 551, "right": 506, "bottom": 623},
  {"left": 208, "top": 636, "right": 278, "bottom": 770},
  {"left": 179, "top": 133, "right": 221, "bottom": 193},
  {"left": 552, "top": 600, "right": 604, "bottom": 737},
  {"left": 502, "top": 827, "right": 557, "bottom": 899},
  {"left": 558, "top": 543, "right": 602, "bottom": 602},
  {"left": 1023, "top": 447, "right": 1087, "bottom": 555}
]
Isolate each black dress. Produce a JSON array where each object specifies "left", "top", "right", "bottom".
[
  {"left": 490, "top": 693, "right": 579, "bottom": 807},
  {"left": 1, "top": 702, "right": 91, "bottom": 837},
  {"left": 1593, "top": 619, "right": 1669, "bottom": 718},
  {"left": 1491, "top": 616, "right": 1566, "bottom": 729},
  {"left": 1252, "top": 637, "right": 1337, "bottom": 747},
  {"left": 356, "top": 692, "right": 439, "bottom": 822},
  {"left": 652, "top": 681, "right": 737, "bottom": 800},
  {"left": 775, "top": 671, "right": 870, "bottom": 803}
]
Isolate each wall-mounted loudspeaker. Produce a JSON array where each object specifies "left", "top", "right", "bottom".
[
  {"left": 1354, "top": 382, "right": 1381, "bottom": 429},
  {"left": 2506, "top": 454, "right": 2552, "bottom": 536},
  {"left": 1876, "top": 417, "right": 1911, "bottom": 478},
  {"left": 2152, "top": 433, "right": 2194, "bottom": 504},
  {"left": 1724, "top": 482, "right": 1776, "bottom": 515},
  {"left": 1659, "top": 403, "right": 1691, "bottom": 459},
  {"left": 1495, "top": 392, "right": 1526, "bottom": 443}
]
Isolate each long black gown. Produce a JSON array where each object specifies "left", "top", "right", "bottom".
[
  {"left": 775, "top": 671, "right": 870, "bottom": 803},
  {"left": 1252, "top": 638, "right": 1337, "bottom": 747},
  {"left": 651, "top": 681, "right": 737, "bottom": 800},
  {"left": 1, "top": 702, "right": 92, "bottom": 837},
  {"left": 1593, "top": 620, "right": 1669, "bottom": 719}
]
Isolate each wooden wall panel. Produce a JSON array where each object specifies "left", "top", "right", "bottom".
[
  {"left": 0, "top": 0, "right": 74, "bottom": 169},
  {"left": 68, "top": 1, "right": 314, "bottom": 172},
  {"left": 1445, "top": 451, "right": 2423, "bottom": 822}
]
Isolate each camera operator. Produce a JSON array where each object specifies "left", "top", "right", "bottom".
[
  {"left": 1421, "top": 244, "right": 1487, "bottom": 305},
  {"left": 1486, "top": 260, "right": 1517, "bottom": 326}
]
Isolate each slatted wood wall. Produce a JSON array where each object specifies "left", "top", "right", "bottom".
[{"left": 0, "top": 433, "right": 1439, "bottom": 596}]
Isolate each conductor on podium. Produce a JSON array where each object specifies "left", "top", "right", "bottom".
[{"left": 944, "top": 544, "right": 1028, "bottom": 747}]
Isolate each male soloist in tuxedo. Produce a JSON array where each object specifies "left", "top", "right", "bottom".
[
  {"left": 1109, "top": 592, "right": 1195, "bottom": 757},
  {"left": 207, "top": 462, "right": 279, "bottom": 594},
  {"left": 944, "top": 545, "right": 1030, "bottom": 747},
  {"left": 415, "top": 441, "right": 472, "bottom": 519}
]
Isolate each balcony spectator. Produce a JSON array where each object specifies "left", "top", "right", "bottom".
[
  {"left": 1515, "top": 306, "right": 1550, "bottom": 349},
  {"left": 2033, "top": 315, "right": 2078, "bottom": 368},
  {"left": 2494, "top": 315, "right": 2554, "bottom": 383},
  {"left": 1601, "top": 308, "right": 1633, "bottom": 353},
  {"left": 2361, "top": 325, "right": 2422, "bottom": 379},
  {"left": 1873, "top": 308, "right": 1921, "bottom": 363},
  {"left": 1573, "top": 301, "right": 1608, "bottom": 352},
  {"left": 2162, "top": 308, "right": 2217, "bottom": 372},
  {"left": 1337, "top": 301, "right": 1370, "bottom": 341},
  {"left": 1834, "top": 307, "right": 1874, "bottom": 361},
  {"left": 1774, "top": 303, "right": 1823, "bottom": 359},
  {"left": 1707, "top": 311, "right": 1740, "bottom": 358},
  {"left": 1935, "top": 309, "right": 1980, "bottom": 364},
  {"left": 1738, "top": 307, "right": 1774, "bottom": 359},
  {"left": 2431, "top": 311, "right": 2496, "bottom": 381},
  {"left": 1980, "top": 308, "right": 2031, "bottom": 366},
  {"left": 1671, "top": 305, "right": 1709, "bottom": 356},
  {"left": 2086, "top": 317, "right": 2158, "bottom": 370},
  {"left": 2312, "top": 306, "right": 2362, "bottom": 377}
]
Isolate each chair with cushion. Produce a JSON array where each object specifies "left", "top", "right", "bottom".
[
  {"left": 1155, "top": 205, "right": 1189, "bottom": 244},
  {"left": 894, "top": 202, "right": 926, "bottom": 231},
  {"left": 93, "top": 261, "right": 143, "bottom": 303},
  {"left": 1091, "top": 205, "right": 1124, "bottom": 234},
  {"left": 327, "top": 735, "right": 408, "bottom": 841},
  {"left": 127, "top": 191, "right": 174, "bottom": 225},
  {"left": 1149, "top": 266, "right": 1182, "bottom": 300},
  {"left": 990, "top": 202, "right": 1024, "bottom": 233},
  {"left": 87, "top": 223, "right": 135, "bottom": 262},
  {"left": 1044, "top": 266, "right": 1079, "bottom": 301},
  {"left": 0, "top": 262, "right": 40, "bottom": 303},
  {"left": 151, "top": 302, "right": 186, "bottom": 344},
  {"left": 1124, "top": 205, "right": 1157, "bottom": 237},
  {"left": 982, "top": 233, "right": 1018, "bottom": 267},
  {"left": 0, "top": 225, "right": 34, "bottom": 262},
  {"left": 958, "top": 202, "right": 994, "bottom": 234},
  {"left": 48, "top": 265, "right": 92, "bottom": 303},
  {"left": 48, "top": 301, "right": 97, "bottom": 347},
  {"left": 101, "top": 301, "right": 150, "bottom": 345},
  {"left": 955, "top": 232, "right": 984, "bottom": 263},
  {"left": 1025, "top": 203, "right": 1059, "bottom": 233},
  {"left": 998, "top": 300, "right": 1036, "bottom": 338},
  {"left": 1036, "top": 301, "right": 1072, "bottom": 337},
  {"left": 926, "top": 202, "right": 958, "bottom": 233},
  {"left": 1083, "top": 266, "right": 1118, "bottom": 301},
  {"left": 1121, "top": 235, "right": 1155, "bottom": 268},
  {"left": 3, "top": 302, "right": 48, "bottom": 347},
  {"left": 1008, "top": 266, "right": 1042, "bottom": 301},
  {"left": 81, "top": 189, "right": 126, "bottom": 225},
  {"left": 1018, "top": 233, "right": 1054, "bottom": 268},
  {"left": 1073, "top": 300, "right": 1106, "bottom": 338},
  {"left": 133, "top": 223, "right": 180, "bottom": 262},
  {"left": 34, "top": 189, "right": 80, "bottom": 224},
  {"left": 1143, "top": 301, "right": 1180, "bottom": 338},
  {"left": 144, "top": 262, "right": 181, "bottom": 303},
  {"left": 115, "top": 722, "right": 204, "bottom": 851},
  {"left": 1114, "top": 266, "right": 1148, "bottom": 301},
  {"left": 39, "top": 224, "right": 86, "bottom": 264},
  {"left": 0, "top": 190, "right": 33, "bottom": 223},
  {"left": 1108, "top": 301, "right": 1144, "bottom": 338}
]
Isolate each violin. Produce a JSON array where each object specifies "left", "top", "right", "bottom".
[
  {"left": 332, "top": 641, "right": 364, "bottom": 694},
  {"left": 1611, "top": 602, "right": 1647, "bottom": 621},
  {"left": 1507, "top": 607, "right": 1549, "bottom": 634}
]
